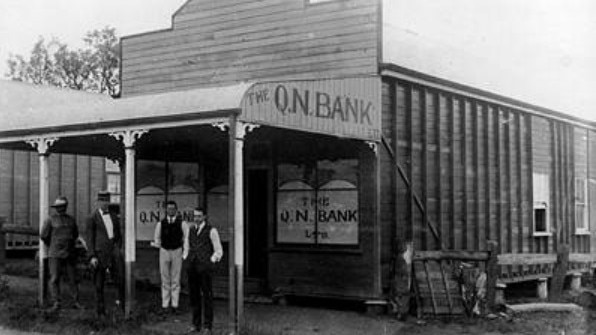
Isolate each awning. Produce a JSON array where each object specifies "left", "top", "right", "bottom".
[
  {"left": 0, "top": 81, "right": 252, "bottom": 142},
  {"left": 0, "top": 76, "right": 382, "bottom": 143}
]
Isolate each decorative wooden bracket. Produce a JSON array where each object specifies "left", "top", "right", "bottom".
[
  {"left": 109, "top": 129, "right": 147, "bottom": 148},
  {"left": 26, "top": 137, "right": 58, "bottom": 155}
]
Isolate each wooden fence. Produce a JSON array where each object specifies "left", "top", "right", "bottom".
[{"left": 413, "top": 242, "right": 596, "bottom": 317}]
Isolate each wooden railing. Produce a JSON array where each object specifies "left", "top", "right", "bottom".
[
  {"left": 0, "top": 217, "right": 38, "bottom": 272},
  {"left": 412, "top": 242, "right": 595, "bottom": 316}
]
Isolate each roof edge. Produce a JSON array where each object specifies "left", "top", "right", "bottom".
[{"left": 381, "top": 63, "right": 596, "bottom": 129}]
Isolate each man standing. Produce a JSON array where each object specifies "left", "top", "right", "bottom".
[
  {"left": 40, "top": 196, "right": 81, "bottom": 311},
  {"left": 153, "top": 200, "right": 185, "bottom": 315},
  {"left": 184, "top": 208, "right": 223, "bottom": 334},
  {"left": 86, "top": 191, "right": 124, "bottom": 317}
]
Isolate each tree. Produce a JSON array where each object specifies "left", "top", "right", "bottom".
[{"left": 6, "top": 27, "right": 120, "bottom": 97}]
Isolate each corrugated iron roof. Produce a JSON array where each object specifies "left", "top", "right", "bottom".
[{"left": 0, "top": 80, "right": 252, "bottom": 139}]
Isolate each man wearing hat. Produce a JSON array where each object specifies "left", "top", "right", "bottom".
[
  {"left": 85, "top": 190, "right": 124, "bottom": 316},
  {"left": 40, "top": 196, "right": 81, "bottom": 311}
]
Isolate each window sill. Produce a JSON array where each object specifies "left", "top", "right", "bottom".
[
  {"left": 574, "top": 230, "right": 591, "bottom": 236},
  {"left": 270, "top": 245, "right": 363, "bottom": 255},
  {"left": 532, "top": 232, "right": 552, "bottom": 237}
]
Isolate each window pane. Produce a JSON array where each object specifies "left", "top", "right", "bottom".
[
  {"left": 317, "top": 189, "right": 358, "bottom": 245},
  {"left": 137, "top": 160, "right": 166, "bottom": 193},
  {"left": 317, "top": 159, "right": 358, "bottom": 187},
  {"left": 277, "top": 189, "right": 316, "bottom": 244},
  {"left": 168, "top": 162, "right": 200, "bottom": 193},
  {"left": 278, "top": 162, "right": 315, "bottom": 188},
  {"left": 107, "top": 174, "right": 121, "bottom": 194},
  {"left": 534, "top": 208, "right": 547, "bottom": 232},
  {"left": 576, "top": 205, "right": 586, "bottom": 230}
]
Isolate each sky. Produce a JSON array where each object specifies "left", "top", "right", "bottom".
[{"left": 0, "top": 0, "right": 594, "bottom": 121}]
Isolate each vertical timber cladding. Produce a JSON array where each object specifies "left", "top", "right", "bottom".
[
  {"left": 382, "top": 78, "right": 546, "bottom": 275},
  {"left": 589, "top": 131, "right": 596, "bottom": 254},
  {"left": 0, "top": 149, "right": 105, "bottom": 249},
  {"left": 121, "top": 0, "right": 379, "bottom": 96}
]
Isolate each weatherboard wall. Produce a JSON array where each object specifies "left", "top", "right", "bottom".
[{"left": 121, "top": 0, "right": 380, "bottom": 96}]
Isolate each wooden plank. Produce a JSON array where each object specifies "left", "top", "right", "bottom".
[
  {"left": 495, "top": 107, "right": 502, "bottom": 255},
  {"left": 484, "top": 106, "right": 491, "bottom": 243},
  {"left": 526, "top": 116, "right": 534, "bottom": 258},
  {"left": 435, "top": 93, "right": 443, "bottom": 249},
  {"left": 551, "top": 121, "right": 557, "bottom": 254},
  {"left": 414, "top": 250, "right": 489, "bottom": 262},
  {"left": 473, "top": 103, "right": 481, "bottom": 251},
  {"left": 449, "top": 95, "right": 456, "bottom": 249},
  {"left": 407, "top": 85, "right": 414, "bottom": 241},
  {"left": 497, "top": 253, "right": 557, "bottom": 265},
  {"left": 1, "top": 224, "right": 38, "bottom": 236},
  {"left": 421, "top": 88, "right": 428, "bottom": 251},
  {"left": 439, "top": 261, "right": 454, "bottom": 314},
  {"left": 516, "top": 113, "right": 524, "bottom": 273},
  {"left": 423, "top": 260, "right": 438, "bottom": 315},
  {"left": 462, "top": 98, "right": 468, "bottom": 250},
  {"left": 505, "top": 109, "right": 512, "bottom": 278},
  {"left": 569, "top": 253, "right": 596, "bottom": 263}
]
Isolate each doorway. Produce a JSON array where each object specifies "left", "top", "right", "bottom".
[{"left": 245, "top": 168, "right": 269, "bottom": 279}]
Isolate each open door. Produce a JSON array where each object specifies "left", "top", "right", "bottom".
[{"left": 245, "top": 168, "right": 269, "bottom": 279}]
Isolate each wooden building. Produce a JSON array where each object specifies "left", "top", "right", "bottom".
[{"left": 1, "top": 0, "right": 594, "bottom": 316}]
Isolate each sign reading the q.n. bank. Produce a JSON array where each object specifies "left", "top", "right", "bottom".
[{"left": 240, "top": 77, "right": 381, "bottom": 141}]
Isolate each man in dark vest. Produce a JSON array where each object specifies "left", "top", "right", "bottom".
[
  {"left": 40, "top": 196, "right": 81, "bottom": 311},
  {"left": 153, "top": 200, "right": 185, "bottom": 315},
  {"left": 86, "top": 190, "right": 124, "bottom": 317},
  {"left": 183, "top": 208, "right": 223, "bottom": 334}
]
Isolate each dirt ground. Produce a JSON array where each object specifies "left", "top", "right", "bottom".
[{"left": 0, "top": 257, "right": 594, "bottom": 335}]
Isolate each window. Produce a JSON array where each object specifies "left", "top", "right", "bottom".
[
  {"left": 532, "top": 173, "right": 550, "bottom": 236},
  {"left": 105, "top": 159, "right": 121, "bottom": 203},
  {"left": 575, "top": 178, "right": 589, "bottom": 233},
  {"left": 135, "top": 160, "right": 200, "bottom": 241},
  {"left": 276, "top": 158, "right": 359, "bottom": 246}
]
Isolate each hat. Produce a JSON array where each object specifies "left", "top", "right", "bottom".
[
  {"left": 50, "top": 196, "right": 68, "bottom": 208},
  {"left": 97, "top": 191, "right": 110, "bottom": 202}
]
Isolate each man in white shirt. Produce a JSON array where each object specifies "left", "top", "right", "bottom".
[
  {"left": 183, "top": 208, "right": 223, "bottom": 334},
  {"left": 153, "top": 201, "right": 185, "bottom": 315}
]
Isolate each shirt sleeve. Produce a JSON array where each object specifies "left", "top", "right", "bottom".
[
  {"left": 153, "top": 221, "right": 162, "bottom": 248},
  {"left": 182, "top": 221, "right": 190, "bottom": 260},
  {"left": 209, "top": 228, "right": 223, "bottom": 262}
]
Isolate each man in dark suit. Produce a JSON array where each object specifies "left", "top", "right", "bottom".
[
  {"left": 184, "top": 208, "right": 223, "bottom": 334},
  {"left": 86, "top": 190, "right": 124, "bottom": 316}
]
